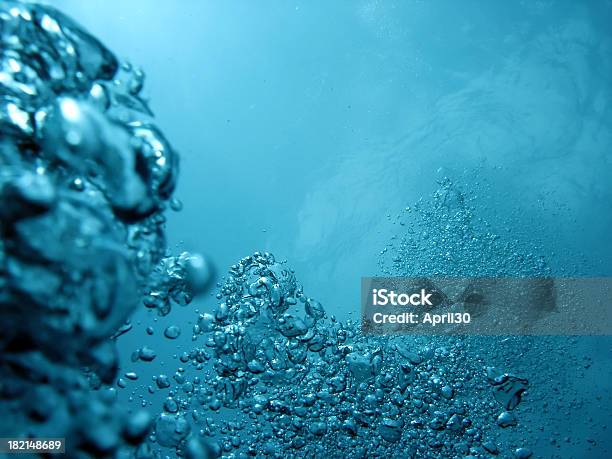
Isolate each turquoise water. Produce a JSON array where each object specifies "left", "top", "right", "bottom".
[{"left": 1, "top": 1, "right": 612, "bottom": 458}]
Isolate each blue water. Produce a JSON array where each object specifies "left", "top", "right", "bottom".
[{"left": 1, "top": 1, "right": 612, "bottom": 458}]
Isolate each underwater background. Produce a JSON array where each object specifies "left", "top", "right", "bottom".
[{"left": 2, "top": 0, "right": 612, "bottom": 458}]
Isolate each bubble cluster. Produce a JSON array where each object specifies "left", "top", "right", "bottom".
[
  {"left": 132, "top": 179, "right": 563, "bottom": 458},
  {"left": 145, "top": 252, "right": 215, "bottom": 317},
  {"left": 378, "top": 177, "right": 550, "bottom": 278},
  {"left": 0, "top": 2, "right": 186, "bottom": 456},
  {"left": 129, "top": 250, "right": 541, "bottom": 458}
]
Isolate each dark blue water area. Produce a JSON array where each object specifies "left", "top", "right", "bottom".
[{"left": 11, "top": 1, "right": 612, "bottom": 457}]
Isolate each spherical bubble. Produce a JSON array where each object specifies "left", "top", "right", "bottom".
[
  {"left": 170, "top": 197, "right": 183, "bottom": 211},
  {"left": 155, "top": 374, "right": 171, "bottom": 389},
  {"left": 183, "top": 253, "right": 215, "bottom": 296},
  {"left": 164, "top": 325, "right": 181, "bottom": 340},
  {"left": 138, "top": 346, "right": 156, "bottom": 362}
]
